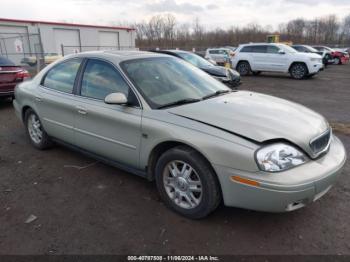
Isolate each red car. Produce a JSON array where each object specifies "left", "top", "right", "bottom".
[
  {"left": 0, "top": 56, "right": 30, "bottom": 99},
  {"left": 313, "top": 46, "right": 350, "bottom": 65}
]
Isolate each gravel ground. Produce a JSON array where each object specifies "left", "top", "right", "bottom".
[{"left": 0, "top": 63, "right": 349, "bottom": 255}]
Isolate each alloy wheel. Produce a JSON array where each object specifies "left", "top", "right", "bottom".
[
  {"left": 238, "top": 62, "right": 250, "bottom": 75},
  {"left": 27, "top": 114, "right": 43, "bottom": 144},
  {"left": 163, "top": 160, "right": 203, "bottom": 209},
  {"left": 291, "top": 64, "right": 306, "bottom": 79}
]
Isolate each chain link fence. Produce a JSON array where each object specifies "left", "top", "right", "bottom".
[{"left": 0, "top": 33, "right": 46, "bottom": 75}]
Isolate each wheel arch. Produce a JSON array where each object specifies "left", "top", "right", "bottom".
[
  {"left": 236, "top": 59, "right": 250, "bottom": 67},
  {"left": 146, "top": 140, "right": 217, "bottom": 182},
  {"left": 235, "top": 60, "right": 252, "bottom": 74},
  {"left": 288, "top": 61, "right": 309, "bottom": 73},
  {"left": 21, "top": 105, "right": 33, "bottom": 123}
]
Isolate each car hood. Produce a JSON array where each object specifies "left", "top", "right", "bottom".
[
  {"left": 200, "top": 66, "right": 228, "bottom": 77},
  {"left": 167, "top": 91, "right": 328, "bottom": 158},
  {"left": 295, "top": 52, "right": 322, "bottom": 59}
]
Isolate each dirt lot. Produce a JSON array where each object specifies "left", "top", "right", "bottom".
[{"left": 0, "top": 64, "right": 349, "bottom": 255}]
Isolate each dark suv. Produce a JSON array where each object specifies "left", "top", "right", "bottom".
[
  {"left": 153, "top": 50, "right": 241, "bottom": 88},
  {"left": 292, "top": 45, "right": 332, "bottom": 66}
]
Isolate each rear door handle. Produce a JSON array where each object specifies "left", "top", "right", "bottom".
[{"left": 76, "top": 105, "right": 87, "bottom": 115}]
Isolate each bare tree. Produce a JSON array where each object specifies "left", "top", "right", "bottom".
[{"left": 135, "top": 13, "right": 350, "bottom": 50}]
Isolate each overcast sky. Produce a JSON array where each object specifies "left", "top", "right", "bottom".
[{"left": 1, "top": 0, "right": 349, "bottom": 30}]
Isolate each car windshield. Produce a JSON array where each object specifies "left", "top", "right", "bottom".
[
  {"left": 279, "top": 44, "right": 298, "bottom": 54},
  {"left": 121, "top": 57, "right": 230, "bottom": 109},
  {"left": 305, "top": 46, "right": 319, "bottom": 53},
  {"left": 176, "top": 52, "right": 214, "bottom": 68}
]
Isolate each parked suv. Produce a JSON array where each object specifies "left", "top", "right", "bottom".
[
  {"left": 153, "top": 50, "right": 241, "bottom": 88},
  {"left": 292, "top": 45, "right": 332, "bottom": 66},
  {"left": 232, "top": 43, "right": 323, "bottom": 79}
]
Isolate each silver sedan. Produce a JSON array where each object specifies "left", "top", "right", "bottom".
[{"left": 13, "top": 51, "right": 346, "bottom": 218}]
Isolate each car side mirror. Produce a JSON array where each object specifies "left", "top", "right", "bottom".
[
  {"left": 104, "top": 92, "right": 128, "bottom": 105},
  {"left": 278, "top": 50, "right": 286, "bottom": 55}
]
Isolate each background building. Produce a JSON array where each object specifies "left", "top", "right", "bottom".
[{"left": 0, "top": 18, "right": 136, "bottom": 64}]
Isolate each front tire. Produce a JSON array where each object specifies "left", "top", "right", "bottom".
[
  {"left": 236, "top": 61, "right": 251, "bottom": 76},
  {"left": 290, "top": 63, "right": 308, "bottom": 79},
  {"left": 25, "top": 109, "right": 52, "bottom": 150},
  {"left": 155, "top": 146, "right": 221, "bottom": 219}
]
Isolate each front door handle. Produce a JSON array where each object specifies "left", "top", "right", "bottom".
[{"left": 76, "top": 106, "right": 87, "bottom": 115}]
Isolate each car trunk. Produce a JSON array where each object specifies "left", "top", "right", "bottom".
[{"left": 0, "top": 66, "right": 22, "bottom": 92}]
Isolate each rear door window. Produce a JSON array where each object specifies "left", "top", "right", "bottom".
[
  {"left": 251, "top": 45, "right": 267, "bottom": 53},
  {"left": 241, "top": 46, "right": 253, "bottom": 53},
  {"left": 43, "top": 59, "right": 82, "bottom": 93}
]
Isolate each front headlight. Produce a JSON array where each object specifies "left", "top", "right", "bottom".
[
  {"left": 310, "top": 58, "right": 321, "bottom": 62},
  {"left": 256, "top": 143, "right": 307, "bottom": 172}
]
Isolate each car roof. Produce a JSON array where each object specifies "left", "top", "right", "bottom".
[
  {"left": 293, "top": 44, "right": 313, "bottom": 48},
  {"left": 239, "top": 43, "right": 280, "bottom": 47},
  {"left": 158, "top": 49, "right": 189, "bottom": 54},
  {"left": 70, "top": 50, "right": 170, "bottom": 62}
]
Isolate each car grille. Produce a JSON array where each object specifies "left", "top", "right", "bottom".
[{"left": 310, "top": 129, "right": 331, "bottom": 156}]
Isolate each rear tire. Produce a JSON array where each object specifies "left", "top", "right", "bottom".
[
  {"left": 155, "top": 146, "right": 221, "bottom": 219},
  {"left": 236, "top": 61, "right": 251, "bottom": 76},
  {"left": 290, "top": 63, "right": 308, "bottom": 79},
  {"left": 334, "top": 57, "right": 341, "bottom": 65},
  {"left": 24, "top": 109, "right": 52, "bottom": 150}
]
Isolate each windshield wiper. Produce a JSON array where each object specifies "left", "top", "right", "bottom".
[
  {"left": 202, "top": 90, "right": 231, "bottom": 100},
  {"left": 157, "top": 98, "right": 201, "bottom": 109}
]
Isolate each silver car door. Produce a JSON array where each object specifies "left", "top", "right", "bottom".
[
  {"left": 37, "top": 58, "right": 83, "bottom": 144},
  {"left": 73, "top": 59, "right": 142, "bottom": 168}
]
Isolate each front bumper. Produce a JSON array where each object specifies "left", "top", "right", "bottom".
[
  {"left": 0, "top": 83, "right": 16, "bottom": 97},
  {"left": 214, "top": 135, "right": 346, "bottom": 212},
  {"left": 308, "top": 62, "right": 323, "bottom": 74},
  {"left": 341, "top": 56, "right": 349, "bottom": 64},
  {"left": 0, "top": 90, "right": 14, "bottom": 97}
]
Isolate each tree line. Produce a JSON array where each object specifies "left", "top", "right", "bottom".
[{"left": 133, "top": 14, "right": 350, "bottom": 50}]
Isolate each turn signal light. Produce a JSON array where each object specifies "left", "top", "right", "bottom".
[
  {"left": 16, "top": 70, "right": 31, "bottom": 81},
  {"left": 230, "top": 176, "right": 260, "bottom": 187}
]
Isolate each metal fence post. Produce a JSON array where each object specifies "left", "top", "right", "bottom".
[{"left": 61, "top": 44, "right": 64, "bottom": 56}]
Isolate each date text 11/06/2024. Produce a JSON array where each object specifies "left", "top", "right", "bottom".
[{"left": 127, "top": 255, "right": 220, "bottom": 261}]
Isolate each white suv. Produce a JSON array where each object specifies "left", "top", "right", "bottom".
[{"left": 231, "top": 43, "right": 323, "bottom": 79}]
